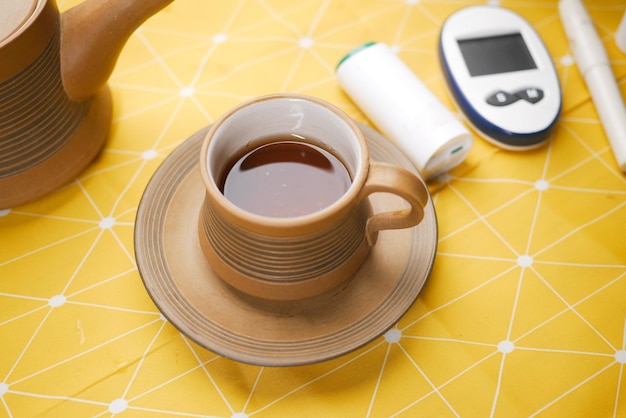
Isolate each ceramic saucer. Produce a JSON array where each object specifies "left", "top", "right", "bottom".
[{"left": 134, "top": 123, "right": 438, "bottom": 366}]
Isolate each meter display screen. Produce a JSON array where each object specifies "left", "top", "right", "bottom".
[{"left": 457, "top": 33, "right": 537, "bottom": 77}]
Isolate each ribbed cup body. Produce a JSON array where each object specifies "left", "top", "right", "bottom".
[{"left": 198, "top": 196, "right": 372, "bottom": 300}]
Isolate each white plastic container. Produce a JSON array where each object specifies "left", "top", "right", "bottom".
[{"left": 336, "top": 42, "right": 472, "bottom": 179}]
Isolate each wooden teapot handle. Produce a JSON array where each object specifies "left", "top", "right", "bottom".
[{"left": 359, "top": 161, "right": 429, "bottom": 246}]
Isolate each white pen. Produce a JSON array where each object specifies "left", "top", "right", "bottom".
[{"left": 559, "top": 0, "right": 626, "bottom": 173}]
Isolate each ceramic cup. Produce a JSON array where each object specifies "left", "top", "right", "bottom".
[{"left": 198, "top": 93, "right": 429, "bottom": 301}]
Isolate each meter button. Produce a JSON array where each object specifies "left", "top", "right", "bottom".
[
  {"left": 486, "top": 91, "right": 519, "bottom": 106},
  {"left": 515, "top": 87, "right": 544, "bottom": 104}
]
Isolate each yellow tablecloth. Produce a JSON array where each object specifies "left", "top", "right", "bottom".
[{"left": 2, "top": 0, "right": 626, "bottom": 416}]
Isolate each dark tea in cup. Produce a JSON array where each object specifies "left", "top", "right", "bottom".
[{"left": 219, "top": 135, "right": 351, "bottom": 218}]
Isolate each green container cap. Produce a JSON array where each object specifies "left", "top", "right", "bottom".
[{"left": 336, "top": 42, "right": 377, "bottom": 71}]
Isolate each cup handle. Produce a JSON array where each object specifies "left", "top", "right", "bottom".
[{"left": 360, "top": 161, "right": 430, "bottom": 246}]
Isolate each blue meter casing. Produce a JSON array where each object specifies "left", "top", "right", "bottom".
[{"left": 439, "top": 6, "right": 562, "bottom": 150}]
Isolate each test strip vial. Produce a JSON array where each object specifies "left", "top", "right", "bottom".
[{"left": 336, "top": 42, "right": 472, "bottom": 180}]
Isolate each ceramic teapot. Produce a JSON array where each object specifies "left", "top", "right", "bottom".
[{"left": 0, "top": 0, "right": 174, "bottom": 209}]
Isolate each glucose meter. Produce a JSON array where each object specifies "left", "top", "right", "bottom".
[{"left": 439, "top": 6, "right": 562, "bottom": 149}]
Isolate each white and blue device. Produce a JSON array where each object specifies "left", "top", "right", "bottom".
[{"left": 439, "top": 6, "right": 562, "bottom": 150}]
